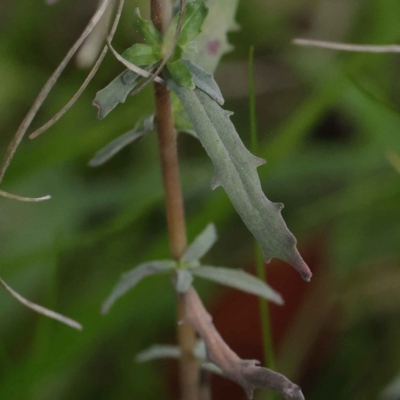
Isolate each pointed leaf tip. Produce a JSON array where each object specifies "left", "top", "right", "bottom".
[
  {"left": 183, "top": 223, "right": 218, "bottom": 262},
  {"left": 287, "top": 252, "right": 312, "bottom": 282}
]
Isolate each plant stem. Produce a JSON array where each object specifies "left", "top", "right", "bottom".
[
  {"left": 255, "top": 246, "right": 276, "bottom": 372},
  {"left": 151, "top": 1, "right": 199, "bottom": 399},
  {"left": 249, "top": 45, "right": 276, "bottom": 376}
]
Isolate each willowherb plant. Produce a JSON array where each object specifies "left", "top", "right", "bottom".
[{"left": 0, "top": 1, "right": 313, "bottom": 399}]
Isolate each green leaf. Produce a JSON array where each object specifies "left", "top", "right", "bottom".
[
  {"left": 102, "top": 261, "right": 176, "bottom": 314},
  {"left": 182, "top": 223, "right": 217, "bottom": 262},
  {"left": 169, "top": 45, "right": 184, "bottom": 63},
  {"left": 93, "top": 65, "right": 154, "bottom": 119},
  {"left": 193, "top": 0, "right": 240, "bottom": 72},
  {"left": 181, "top": 41, "right": 198, "bottom": 55},
  {"left": 123, "top": 43, "right": 161, "bottom": 66},
  {"left": 183, "top": 59, "right": 224, "bottom": 104},
  {"left": 164, "top": 0, "right": 208, "bottom": 54},
  {"left": 135, "top": 8, "right": 162, "bottom": 46},
  {"left": 175, "top": 269, "right": 193, "bottom": 293},
  {"left": 167, "top": 59, "right": 195, "bottom": 89},
  {"left": 178, "top": 0, "right": 209, "bottom": 46},
  {"left": 191, "top": 266, "right": 283, "bottom": 305},
  {"left": 168, "top": 78, "right": 312, "bottom": 281},
  {"left": 172, "top": 60, "right": 224, "bottom": 134},
  {"left": 88, "top": 116, "right": 154, "bottom": 167}
]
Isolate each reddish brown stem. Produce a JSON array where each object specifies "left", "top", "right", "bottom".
[{"left": 151, "top": 1, "right": 199, "bottom": 399}]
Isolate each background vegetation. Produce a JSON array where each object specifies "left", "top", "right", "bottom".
[{"left": 1, "top": 0, "right": 400, "bottom": 399}]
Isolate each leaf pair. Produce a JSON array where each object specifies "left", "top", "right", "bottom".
[
  {"left": 122, "top": 1, "right": 208, "bottom": 89},
  {"left": 134, "top": 285, "right": 303, "bottom": 400},
  {"left": 102, "top": 223, "right": 283, "bottom": 314}
]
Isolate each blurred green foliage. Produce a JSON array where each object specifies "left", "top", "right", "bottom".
[{"left": 1, "top": 0, "right": 400, "bottom": 399}]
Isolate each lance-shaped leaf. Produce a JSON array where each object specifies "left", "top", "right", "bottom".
[
  {"left": 93, "top": 65, "right": 154, "bottom": 119},
  {"left": 89, "top": 115, "right": 154, "bottom": 167},
  {"left": 0, "top": 278, "right": 82, "bottom": 331},
  {"left": 168, "top": 78, "right": 312, "bottom": 281},
  {"left": 191, "top": 266, "right": 283, "bottom": 305},
  {"left": 135, "top": 8, "right": 162, "bottom": 46},
  {"left": 177, "top": 0, "right": 209, "bottom": 46},
  {"left": 102, "top": 261, "right": 176, "bottom": 314},
  {"left": 175, "top": 269, "right": 194, "bottom": 293},
  {"left": 182, "top": 223, "right": 217, "bottom": 262},
  {"left": 123, "top": 43, "right": 161, "bottom": 66},
  {"left": 166, "top": 0, "right": 209, "bottom": 51},
  {"left": 182, "top": 287, "right": 305, "bottom": 400}
]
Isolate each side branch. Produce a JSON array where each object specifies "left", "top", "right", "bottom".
[
  {"left": 127, "top": 0, "right": 187, "bottom": 98},
  {"left": 182, "top": 287, "right": 305, "bottom": 400}
]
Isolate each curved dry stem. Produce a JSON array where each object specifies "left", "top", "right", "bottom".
[
  {"left": 75, "top": 0, "right": 114, "bottom": 69},
  {"left": 0, "top": 189, "right": 51, "bottom": 203},
  {"left": 106, "top": 39, "right": 165, "bottom": 84},
  {"left": 128, "top": 0, "right": 187, "bottom": 97},
  {"left": 182, "top": 287, "right": 305, "bottom": 400},
  {"left": 0, "top": 0, "right": 113, "bottom": 183},
  {"left": 293, "top": 38, "right": 400, "bottom": 53},
  {"left": 29, "top": 0, "right": 125, "bottom": 140},
  {"left": 0, "top": 278, "right": 82, "bottom": 330}
]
